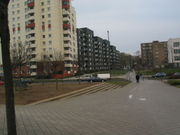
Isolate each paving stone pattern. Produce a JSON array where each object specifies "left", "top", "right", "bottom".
[{"left": 1, "top": 80, "right": 180, "bottom": 135}]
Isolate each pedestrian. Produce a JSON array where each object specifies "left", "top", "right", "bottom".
[{"left": 136, "top": 74, "right": 140, "bottom": 83}]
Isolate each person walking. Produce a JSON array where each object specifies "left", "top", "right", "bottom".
[{"left": 136, "top": 74, "right": 140, "bottom": 83}]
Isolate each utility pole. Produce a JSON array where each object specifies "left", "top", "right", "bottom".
[{"left": 107, "top": 31, "right": 111, "bottom": 77}]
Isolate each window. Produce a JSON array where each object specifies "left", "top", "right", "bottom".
[
  {"left": 49, "top": 41, "right": 52, "bottom": 45},
  {"left": 174, "top": 56, "right": 180, "bottom": 61},
  {"left": 43, "top": 35, "right": 45, "bottom": 38},
  {"left": 41, "top": 2, "right": 44, "bottom": 6},
  {"left": 174, "top": 42, "right": 180, "bottom": 47},
  {"left": 174, "top": 49, "right": 180, "bottom": 54},
  {"left": 17, "top": 17, "right": 20, "bottom": 21},
  {"left": 48, "top": 34, "right": 51, "bottom": 37},
  {"left": 41, "top": 8, "right": 45, "bottom": 12},
  {"left": 48, "top": 14, "right": 51, "bottom": 18}
]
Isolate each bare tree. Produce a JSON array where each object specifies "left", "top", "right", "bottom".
[
  {"left": 37, "top": 54, "right": 52, "bottom": 78},
  {"left": 10, "top": 41, "right": 32, "bottom": 77},
  {"left": 0, "top": 1, "right": 17, "bottom": 135},
  {"left": 51, "top": 50, "right": 64, "bottom": 90},
  {"left": 37, "top": 50, "right": 64, "bottom": 77},
  {"left": 51, "top": 50, "right": 64, "bottom": 74}
]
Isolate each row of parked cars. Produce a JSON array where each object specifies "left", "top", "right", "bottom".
[
  {"left": 152, "top": 72, "right": 180, "bottom": 79},
  {"left": 79, "top": 73, "right": 110, "bottom": 82}
]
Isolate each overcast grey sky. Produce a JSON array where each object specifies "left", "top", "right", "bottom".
[{"left": 73, "top": 0, "right": 180, "bottom": 54}]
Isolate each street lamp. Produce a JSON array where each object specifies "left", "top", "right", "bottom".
[{"left": 107, "top": 31, "right": 111, "bottom": 78}]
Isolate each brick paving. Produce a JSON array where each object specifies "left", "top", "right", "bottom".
[{"left": 1, "top": 80, "right": 180, "bottom": 135}]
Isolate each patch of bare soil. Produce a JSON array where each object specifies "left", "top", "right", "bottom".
[{"left": 0, "top": 82, "right": 98, "bottom": 105}]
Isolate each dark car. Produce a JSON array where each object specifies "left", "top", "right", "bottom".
[
  {"left": 169, "top": 72, "right": 180, "bottom": 79},
  {"left": 82, "top": 77, "right": 105, "bottom": 82},
  {"left": 152, "top": 72, "right": 166, "bottom": 78}
]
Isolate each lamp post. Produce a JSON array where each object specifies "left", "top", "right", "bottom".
[{"left": 107, "top": 31, "right": 111, "bottom": 77}]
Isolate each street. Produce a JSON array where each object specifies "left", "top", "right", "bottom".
[{"left": 1, "top": 79, "right": 180, "bottom": 135}]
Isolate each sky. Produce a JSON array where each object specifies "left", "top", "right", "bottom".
[{"left": 72, "top": 0, "right": 180, "bottom": 55}]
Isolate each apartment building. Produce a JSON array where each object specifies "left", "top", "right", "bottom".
[
  {"left": 168, "top": 38, "right": 180, "bottom": 67},
  {"left": 93, "top": 36, "right": 104, "bottom": 71},
  {"left": 8, "top": 0, "right": 77, "bottom": 76},
  {"left": 141, "top": 41, "right": 168, "bottom": 69},
  {"left": 77, "top": 28, "right": 94, "bottom": 73},
  {"left": 77, "top": 27, "right": 121, "bottom": 73}
]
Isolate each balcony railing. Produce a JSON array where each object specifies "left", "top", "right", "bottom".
[
  {"left": 26, "top": 23, "right": 35, "bottom": 28},
  {"left": 27, "top": 2, "right": 34, "bottom": 8},
  {"left": 63, "top": 24, "right": 71, "bottom": 29},
  {"left": 62, "top": 5, "right": 70, "bottom": 9}
]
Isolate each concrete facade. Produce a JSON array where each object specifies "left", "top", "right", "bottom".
[
  {"left": 168, "top": 38, "right": 180, "bottom": 67},
  {"left": 141, "top": 41, "right": 168, "bottom": 69},
  {"left": 77, "top": 27, "right": 121, "bottom": 73},
  {"left": 8, "top": 0, "right": 77, "bottom": 75}
]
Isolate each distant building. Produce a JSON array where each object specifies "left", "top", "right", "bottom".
[
  {"left": 141, "top": 41, "right": 168, "bottom": 69},
  {"left": 168, "top": 38, "right": 180, "bottom": 67}
]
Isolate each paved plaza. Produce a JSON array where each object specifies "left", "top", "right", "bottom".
[{"left": 1, "top": 79, "right": 180, "bottom": 135}]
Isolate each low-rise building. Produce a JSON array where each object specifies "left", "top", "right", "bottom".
[{"left": 168, "top": 38, "right": 180, "bottom": 67}]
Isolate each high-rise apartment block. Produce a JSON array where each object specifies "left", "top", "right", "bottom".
[
  {"left": 8, "top": 0, "right": 78, "bottom": 75},
  {"left": 77, "top": 28, "right": 95, "bottom": 72},
  {"left": 141, "top": 41, "right": 168, "bottom": 69},
  {"left": 77, "top": 27, "right": 121, "bottom": 73},
  {"left": 168, "top": 38, "right": 180, "bottom": 67}
]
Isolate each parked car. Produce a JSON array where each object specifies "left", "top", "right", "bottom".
[
  {"left": 81, "top": 76, "right": 105, "bottom": 82},
  {"left": 0, "top": 81, "right": 4, "bottom": 86},
  {"left": 152, "top": 72, "right": 166, "bottom": 78},
  {"left": 169, "top": 72, "right": 180, "bottom": 79}
]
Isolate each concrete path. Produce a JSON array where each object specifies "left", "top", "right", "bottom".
[{"left": 1, "top": 79, "right": 180, "bottom": 135}]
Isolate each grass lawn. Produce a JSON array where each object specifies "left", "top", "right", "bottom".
[
  {"left": 107, "top": 78, "right": 131, "bottom": 86},
  {"left": 0, "top": 82, "right": 98, "bottom": 105},
  {"left": 139, "top": 68, "right": 180, "bottom": 75},
  {"left": 167, "top": 79, "right": 180, "bottom": 88}
]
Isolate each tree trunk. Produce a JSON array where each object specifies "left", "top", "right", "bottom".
[{"left": 0, "top": 2, "right": 17, "bottom": 135}]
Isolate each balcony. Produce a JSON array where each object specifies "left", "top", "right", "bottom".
[
  {"left": 64, "top": 50, "right": 72, "bottom": 54},
  {"left": 30, "top": 65, "right": 37, "bottom": 69},
  {"left": 62, "top": 4, "right": 70, "bottom": 9},
  {"left": 63, "top": 24, "right": 71, "bottom": 29},
  {"left": 63, "top": 36, "right": 71, "bottom": 40},
  {"left": 27, "top": 2, "right": 34, "bottom": 8},
  {"left": 26, "top": 23, "right": 35, "bottom": 29},
  {"left": 64, "top": 56, "right": 73, "bottom": 61},
  {"left": 65, "top": 63, "right": 73, "bottom": 67},
  {"left": 42, "top": 25, "right": 45, "bottom": 31},
  {"left": 63, "top": 29, "right": 71, "bottom": 34},
  {"left": 63, "top": 16, "right": 70, "bottom": 22}
]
